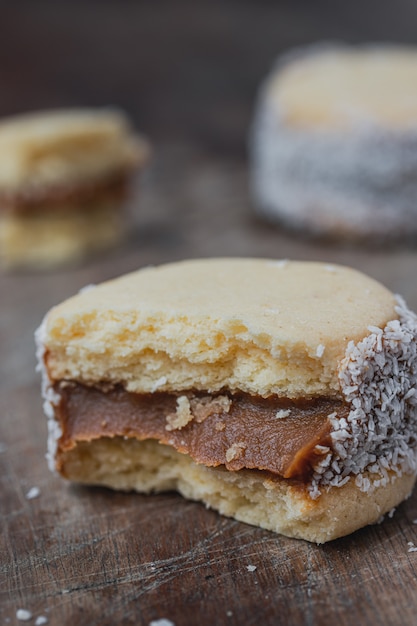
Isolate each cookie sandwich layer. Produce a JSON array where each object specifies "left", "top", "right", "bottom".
[
  {"left": 251, "top": 43, "right": 417, "bottom": 239},
  {"left": 36, "top": 259, "right": 417, "bottom": 542},
  {"left": 0, "top": 108, "right": 149, "bottom": 268}
]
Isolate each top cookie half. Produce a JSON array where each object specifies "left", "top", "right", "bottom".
[
  {"left": 0, "top": 107, "right": 149, "bottom": 197},
  {"left": 267, "top": 44, "right": 417, "bottom": 131},
  {"left": 39, "top": 258, "right": 397, "bottom": 399}
]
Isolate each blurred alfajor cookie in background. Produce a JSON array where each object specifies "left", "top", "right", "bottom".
[
  {"left": 250, "top": 43, "right": 417, "bottom": 241},
  {"left": 0, "top": 108, "right": 149, "bottom": 270}
]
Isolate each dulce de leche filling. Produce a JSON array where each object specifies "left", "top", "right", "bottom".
[
  {"left": 54, "top": 382, "right": 349, "bottom": 481},
  {"left": 0, "top": 171, "right": 130, "bottom": 215}
]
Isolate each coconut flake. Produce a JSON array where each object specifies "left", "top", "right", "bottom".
[
  {"left": 35, "top": 315, "right": 63, "bottom": 473},
  {"left": 275, "top": 409, "right": 291, "bottom": 419},
  {"left": 26, "top": 487, "right": 40, "bottom": 500},
  {"left": 16, "top": 610, "right": 32, "bottom": 622},
  {"left": 310, "top": 295, "right": 417, "bottom": 497}
]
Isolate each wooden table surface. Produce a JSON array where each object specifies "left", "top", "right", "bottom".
[{"left": 2, "top": 2, "right": 417, "bottom": 624}]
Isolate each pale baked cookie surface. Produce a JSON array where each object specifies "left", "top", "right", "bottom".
[
  {"left": 268, "top": 45, "right": 417, "bottom": 130},
  {"left": 251, "top": 44, "right": 417, "bottom": 239},
  {"left": 36, "top": 259, "right": 417, "bottom": 542},
  {"left": 40, "top": 258, "right": 396, "bottom": 398}
]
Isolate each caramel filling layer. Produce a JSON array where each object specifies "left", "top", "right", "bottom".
[
  {"left": 54, "top": 383, "right": 348, "bottom": 481},
  {"left": 0, "top": 171, "right": 130, "bottom": 215}
]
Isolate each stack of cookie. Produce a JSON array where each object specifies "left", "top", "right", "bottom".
[
  {"left": 36, "top": 258, "right": 417, "bottom": 543},
  {"left": 251, "top": 44, "right": 417, "bottom": 240},
  {"left": 0, "top": 108, "right": 149, "bottom": 269}
]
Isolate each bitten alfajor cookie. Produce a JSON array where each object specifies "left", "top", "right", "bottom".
[
  {"left": 0, "top": 108, "right": 149, "bottom": 269},
  {"left": 250, "top": 43, "right": 417, "bottom": 239},
  {"left": 36, "top": 258, "right": 417, "bottom": 543}
]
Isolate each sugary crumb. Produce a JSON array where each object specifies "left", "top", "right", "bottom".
[
  {"left": 165, "top": 396, "right": 193, "bottom": 431},
  {"left": 26, "top": 486, "right": 40, "bottom": 500},
  {"left": 35, "top": 617, "right": 48, "bottom": 625},
  {"left": 387, "top": 507, "right": 396, "bottom": 518},
  {"left": 151, "top": 376, "right": 167, "bottom": 392},
  {"left": 149, "top": 620, "right": 175, "bottom": 626},
  {"left": 226, "top": 611, "right": 233, "bottom": 617},
  {"left": 316, "top": 344, "right": 325, "bottom": 358},
  {"left": 191, "top": 395, "right": 231, "bottom": 423},
  {"left": 407, "top": 541, "right": 417, "bottom": 552},
  {"left": 275, "top": 409, "right": 291, "bottom": 419},
  {"left": 246, "top": 564, "right": 257, "bottom": 572},
  {"left": 226, "top": 442, "right": 247, "bottom": 462},
  {"left": 165, "top": 394, "right": 232, "bottom": 431},
  {"left": 412, "top": 519, "right": 417, "bottom": 524},
  {"left": 16, "top": 609, "right": 32, "bottom": 621}
]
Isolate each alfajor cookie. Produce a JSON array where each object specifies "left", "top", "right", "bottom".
[
  {"left": 250, "top": 43, "right": 417, "bottom": 239},
  {"left": 0, "top": 108, "right": 149, "bottom": 269},
  {"left": 36, "top": 258, "right": 417, "bottom": 543}
]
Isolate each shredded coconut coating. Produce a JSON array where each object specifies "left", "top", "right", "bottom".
[
  {"left": 310, "top": 296, "right": 417, "bottom": 498},
  {"left": 251, "top": 100, "right": 417, "bottom": 237},
  {"left": 35, "top": 315, "right": 63, "bottom": 472},
  {"left": 250, "top": 45, "right": 417, "bottom": 238}
]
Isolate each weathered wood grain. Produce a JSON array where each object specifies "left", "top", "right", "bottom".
[{"left": 2, "top": 1, "right": 417, "bottom": 624}]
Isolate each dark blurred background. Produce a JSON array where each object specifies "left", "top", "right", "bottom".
[{"left": 2, "top": 0, "right": 417, "bottom": 158}]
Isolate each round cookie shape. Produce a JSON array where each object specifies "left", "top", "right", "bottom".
[{"left": 250, "top": 43, "right": 417, "bottom": 239}]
